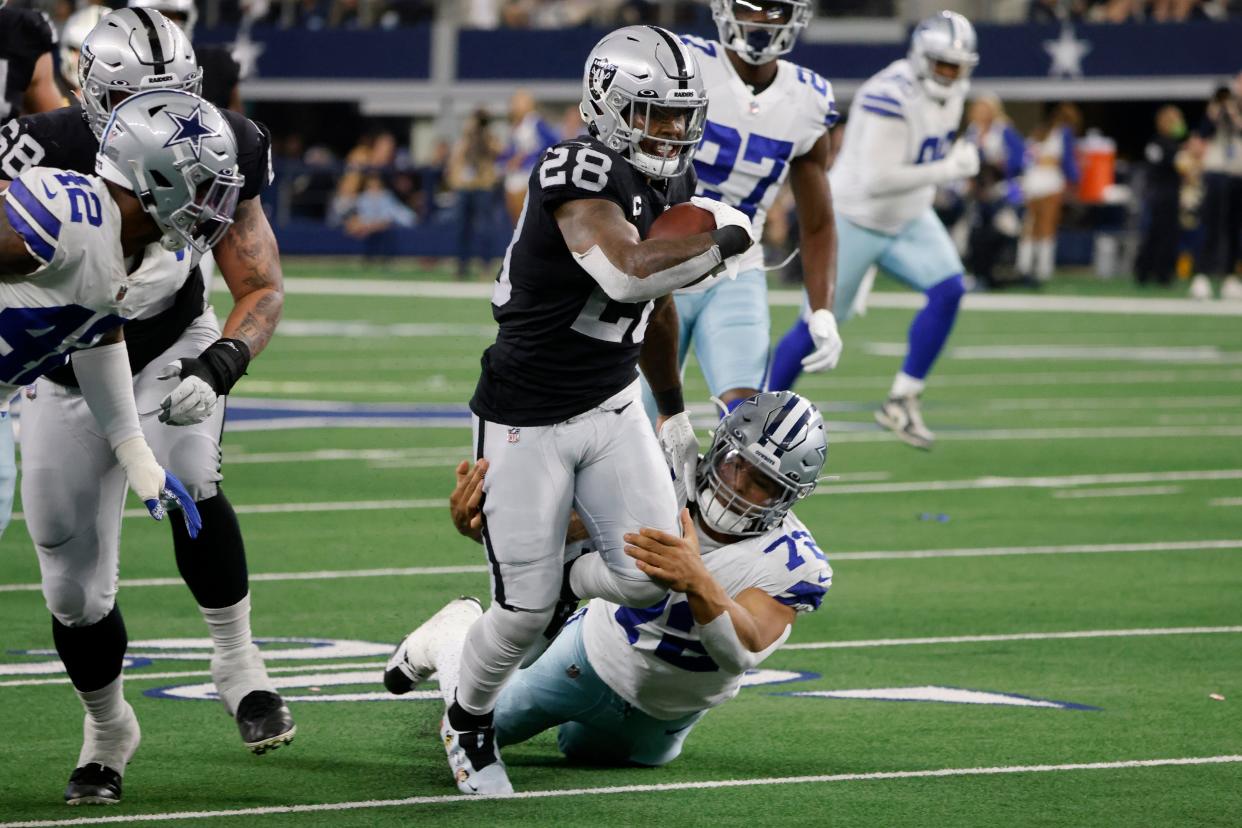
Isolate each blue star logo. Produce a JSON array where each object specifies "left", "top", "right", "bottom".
[{"left": 164, "top": 104, "right": 219, "bottom": 159}]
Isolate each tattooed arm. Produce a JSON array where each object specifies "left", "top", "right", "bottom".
[{"left": 213, "top": 197, "right": 284, "bottom": 358}]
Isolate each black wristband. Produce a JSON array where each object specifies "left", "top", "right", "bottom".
[
  {"left": 652, "top": 386, "right": 685, "bottom": 417},
  {"left": 710, "top": 225, "right": 751, "bottom": 259},
  {"left": 198, "top": 338, "right": 251, "bottom": 395}
]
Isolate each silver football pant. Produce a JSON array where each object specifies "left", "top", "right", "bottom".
[{"left": 22, "top": 312, "right": 224, "bottom": 627}]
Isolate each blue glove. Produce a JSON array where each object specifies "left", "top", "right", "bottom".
[{"left": 143, "top": 471, "right": 203, "bottom": 539}]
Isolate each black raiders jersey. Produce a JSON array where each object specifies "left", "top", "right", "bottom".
[
  {"left": 197, "top": 45, "right": 241, "bottom": 110},
  {"left": 0, "top": 7, "right": 55, "bottom": 121},
  {"left": 470, "top": 135, "right": 697, "bottom": 427},
  {"left": 0, "top": 105, "right": 272, "bottom": 383}
]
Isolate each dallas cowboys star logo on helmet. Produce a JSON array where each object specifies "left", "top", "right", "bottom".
[{"left": 163, "top": 103, "right": 219, "bottom": 159}]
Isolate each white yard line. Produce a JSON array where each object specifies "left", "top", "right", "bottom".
[
  {"left": 795, "top": 368, "right": 1242, "bottom": 390},
  {"left": 782, "top": 626, "right": 1242, "bottom": 650},
  {"left": 984, "top": 395, "right": 1242, "bottom": 411},
  {"left": 1211, "top": 498, "right": 1242, "bottom": 507},
  {"left": 815, "top": 468, "right": 1242, "bottom": 495},
  {"left": 828, "top": 425, "right": 1242, "bottom": 444},
  {"left": 1051, "top": 485, "right": 1183, "bottom": 499},
  {"left": 218, "top": 278, "right": 1242, "bottom": 317},
  {"left": 864, "top": 343, "right": 1242, "bottom": 363},
  {"left": 3, "top": 627, "right": 1238, "bottom": 689},
  {"left": 3, "top": 540, "right": 1239, "bottom": 595},
  {"left": 4, "top": 755, "right": 1241, "bottom": 826}
]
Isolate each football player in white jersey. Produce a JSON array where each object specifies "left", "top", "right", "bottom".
[
  {"left": 640, "top": 0, "right": 842, "bottom": 425},
  {"left": 1, "top": 89, "right": 246, "bottom": 806},
  {"left": 386, "top": 391, "right": 830, "bottom": 775},
  {"left": 769, "top": 11, "right": 981, "bottom": 450}
]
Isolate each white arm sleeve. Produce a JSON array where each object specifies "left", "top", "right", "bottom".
[
  {"left": 857, "top": 112, "right": 959, "bottom": 198},
  {"left": 698, "top": 610, "right": 793, "bottom": 675},
  {"left": 573, "top": 243, "right": 724, "bottom": 303},
  {"left": 71, "top": 341, "right": 142, "bottom": 449}
]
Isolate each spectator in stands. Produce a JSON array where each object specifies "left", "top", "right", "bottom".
[
  {"left": 1135, "top": 105, "right": 1188, "bottom": 286},
  {"left": 963, "top": 94, "right": 1026, "bottom": 288},
  {"left": 1018, "top": 102, "right": 1081, "bottom": 284},
  {"left": 447, "top": 109, "right": 501, "bottom": 279},
  {"left": 1190, "top": 76, "right": 1242, "bottom": 300},
  {"left": 498, "top": 89, "right": 559, "bottom": 225},
  {"left": 342, "top": 173, "right": 417, "bottom": 260},
  {"left": 1028, "top": 0, "right": 1089, "bottom": 22}
]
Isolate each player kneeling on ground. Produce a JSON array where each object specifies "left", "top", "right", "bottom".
[{"left": 387, "top": 391, "right": 831, "bottom": 774}]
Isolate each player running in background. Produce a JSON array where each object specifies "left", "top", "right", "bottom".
[
  {"left": 642, "top": 0, "right": 841, "bottom": 421},
  {"left": 769, "top": 10, "right": 981, "bottom": 451},
  {"left": 388, "top": 391, "right": 830, "bottom": 771},
  {"left": 456, "top": 25, "right": 753, "bottom": 795}
]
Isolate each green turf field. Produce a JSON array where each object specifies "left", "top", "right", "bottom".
[{"left": 1, "top": 263, "right": 1240, "bottom": 827}]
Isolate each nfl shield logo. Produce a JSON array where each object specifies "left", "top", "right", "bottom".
[{"left": 507, "top": 428, "right": 520, "bottom": 444}]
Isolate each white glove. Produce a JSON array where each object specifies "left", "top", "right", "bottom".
[
  {"left": 944, "top": 140, "right": 981, "bottom": 179},
  {"left": 801, "top": 308, "right": 843, "bottom": 372},
  {"left": 690, "top": 196, "right": 754, "bottom": 241},
  {"left": 657, "top": 411, "right": 698, "bottom": 506},
  {"left": 158, "top": 361, "right": 219, "bottom": 426}
]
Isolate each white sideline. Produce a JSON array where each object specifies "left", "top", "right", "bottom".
[
  {"left": 0, "top": 660, "right": 387, "bottom": 689},
  {"left": 2, "top": 539, "right": 1240, "bottom": 595},
  {"left": 4, "top": 756, "right": 1242, "bottom": 826},
  {"left": 216, "top": 278, "right": 1242, "bottom": 317},
  {"left": 1051, "top": 485, "right": 1183, "bottom": 499}
]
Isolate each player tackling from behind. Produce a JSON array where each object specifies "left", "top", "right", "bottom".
[
  {"left": 388, "top": 391, "right": 831, "bottom": 774},
  {"left": 457, "top": 25, "right": 754, "bottom": 794}
]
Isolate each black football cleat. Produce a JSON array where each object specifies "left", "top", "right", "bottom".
[
  {"left": 235, "top": 690, "right": 296, "bottom": 755},
  {"left": 64, "top": 763, "right": 123, "bottom": 806}
]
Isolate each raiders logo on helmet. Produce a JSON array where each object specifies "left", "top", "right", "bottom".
[{"left": 588, "top": 56, "right": 617, "bottom": 101}]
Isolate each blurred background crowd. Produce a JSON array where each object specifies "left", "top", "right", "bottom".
[{"left": 8, "top": 0, "right": 1242, "bottom": 294}]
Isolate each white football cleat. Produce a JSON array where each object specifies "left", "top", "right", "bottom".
[
  {"left": 65, "top": 702, "right": 141, "bottom": 805},
  {"left": 1189, "top": 273, "right": 1213, "bottom": 300},
  {"left": 384, "top": 597, "right": 483, "bottom": 695},
  {"left": 876, "top": 395, "right": 934, "bottom": 450},
  {"left": 1221, "top": 276, "right": 1242, "bottom": 302},
  {"left": 440, "top": 714, "right": 514, "bottom": 795}
]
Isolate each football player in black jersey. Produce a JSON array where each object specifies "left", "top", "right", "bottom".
[
  {"left": 2, "top": 9, "right": 293, "bottom": 805},
  {"left": 447, "top": 26, "right": 754, "bottom": 795},
  {"left": 0, "top": 0, "right": 61, "bottom": 120},
  {"left": 0, "top": 0, "right": 64, "bottom": 541}
]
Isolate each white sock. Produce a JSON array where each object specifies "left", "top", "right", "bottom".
[
  {"left": 200, "top": 593, "right": 254, "bottom": 656},
  {"left": 1017, "top": 238, "right": 1034, "bottom": 274},
  {"left": 890, "top": 372, "right": 925, "bottom": 399},
  {"left": 76, "top": 675, "right": 138, "bottom": 770},
  {"left": 434, "top": 636, "right": 467, "bottom": 710},
  {"left": 1036, "top": 239, "right": 1056, "bottom": 281}
]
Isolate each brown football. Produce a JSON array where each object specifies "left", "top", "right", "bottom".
[{"left": 647, "top": 202, "right": 716, "bottom": 240}]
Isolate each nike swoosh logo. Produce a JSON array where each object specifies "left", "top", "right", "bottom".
[
  {"left": 41, "top": 182, "right": 57, "bottom": 200},
  {"left": 611, "top": 401, "right": 633, "bottom": 415}
]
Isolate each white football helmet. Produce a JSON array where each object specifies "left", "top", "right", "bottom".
[
  {"left": 908, "top": 10, "right": 979, "bottom": 101},
  {"left": 711, "top": 0, "right": 812, "bottom": 66},
  {"left": 59, "top": 6, "right": 111, "bottom": 90},
  {"left": 579, "top": 25, "right": 708, "bottom": 179},
  {"left": 129, "top": 0, "right": 198, "bottom": 39},
  {"left": 695, "top": 391, "right": 827, "bottom": 537},
  {"left": 78, "top": 7, "right": 203, "bottom": 138},
  {"left": 97, "top": 90, "right": 243, "bottom": 254}
]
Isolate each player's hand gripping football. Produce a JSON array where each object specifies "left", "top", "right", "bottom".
[
  {"left": 624, "top": 508, "right": 708, "bottom": 594},
  {"left": 690, "top": 196, "right": 754, "bottom": 282},
  {"left": 801, "top": 308, "right": 844, "bottom": 372},
  {"left": 450, "top": 459, "right": 488, "bottom": 543},
  {"left": 658, "top": 412, "right": 698, "bottom": 506},
  {"left": 113, "top": 436, "right": 203, "bottom": 538}
]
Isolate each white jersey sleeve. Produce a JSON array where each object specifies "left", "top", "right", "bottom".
[
  {"left": 0, "top": 168, "right": 130, "bottom": 394},
  {"left": 2, "top": 167, "right": 103, "bottom": 274},
  {"left": 581, "top": 511, "right": 832, "bottom": 720},
  {"left": 678, "top": 38, "right": 838, "bottom": 282},
  {"left": 829, "top": 59, "right": 965, "bottom": 234}
]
